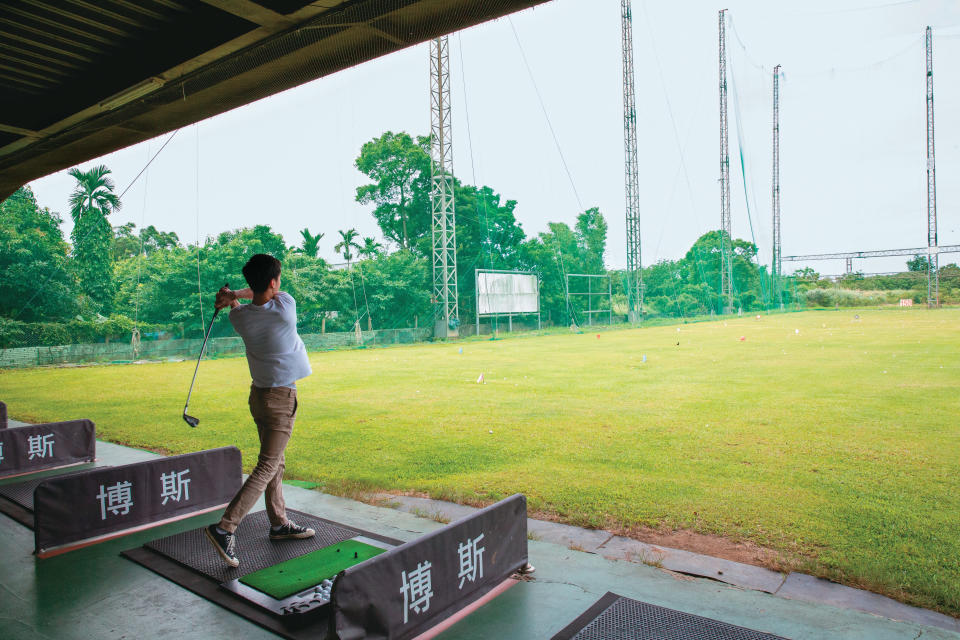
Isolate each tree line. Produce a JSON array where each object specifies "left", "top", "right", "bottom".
[{"left": 4, "top": 129, "right": 948, "bottom": 348}]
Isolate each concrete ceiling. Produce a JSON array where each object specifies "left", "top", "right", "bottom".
[{"left": 0, "top": 0, "right": 550, "bottom": 200}]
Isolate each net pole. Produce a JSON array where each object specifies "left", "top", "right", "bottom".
[
  {"left": 473, "top": 269, "right": 480, "bottom": 336},
  {"left": 609, "top": 274, "right": 613, "bottom": 325},
  {"left": 588, "top": 276, "right": 592, "bottom": 326}
]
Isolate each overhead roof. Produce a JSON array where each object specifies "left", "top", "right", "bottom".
[{"left": 0, "top": 0, "right": 549, "bottom": 200}]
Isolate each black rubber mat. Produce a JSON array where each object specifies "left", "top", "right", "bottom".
[
  {"left": 144, "top": 509, "right": 364, "bottom": 582},
  {"left": 0, "top": 476, "right": 40, "bottom": 511},
  {"left": 551, "top": 592, "right": 789, "bottom": 640},
  {"left": 124, "top": 544, "right": 332, "bottom": 640},
  {"left": 0, "top": 466, "right": 103, "bottom": 527},
  {"left": 123, "top": 510, "right": 404, "bottom": 640}
]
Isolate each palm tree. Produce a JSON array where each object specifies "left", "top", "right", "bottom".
[
  {"left": 298, "top": 228, "right": 324, "bottom": 258},
  {"left": 68, "top": 165, "right": 121, "bottom": 313},
  {"left": 358, "top": 236, "right": 383, "bottom": 259},
  {"left": 335, "top": 228, "right": 364, "bottom": 333},
  {"left": 334, "top": 228, "right": 361, "bottom": 267},
  {"left": 68, "top": 165, "right": 121, "bottom": 224}
]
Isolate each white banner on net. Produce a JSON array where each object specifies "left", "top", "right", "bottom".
[{"left": 477, "top": 272, "right": 539, "bottom": 315}]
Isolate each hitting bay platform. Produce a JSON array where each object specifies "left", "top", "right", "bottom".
[{"left": 1, "top": 439, "right": 957, "bottom": 639}]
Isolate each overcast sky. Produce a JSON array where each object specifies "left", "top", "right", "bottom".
[{"left": 25, "top": 0, "right": 960, "bottom": 275}]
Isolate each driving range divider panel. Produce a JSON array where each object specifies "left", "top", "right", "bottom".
[
  {"left": 34, "top": 446, "right": 242, "bottom": 557},
  {"left": 0, "top": 401, "right": 6, "bottom": 428},
  {"left": 0, "top": 419, "right": 95, "bottom": 479},
  {"left": 331, "top": 493, "right": 528, "bottom": 640}
]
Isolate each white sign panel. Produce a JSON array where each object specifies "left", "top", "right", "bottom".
[{"left": 477, "top": 272, "right": 539, "bottom": 315}]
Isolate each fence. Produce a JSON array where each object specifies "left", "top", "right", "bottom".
[{"left": 0, "top": 327, "right": 433, "bottom": 369}]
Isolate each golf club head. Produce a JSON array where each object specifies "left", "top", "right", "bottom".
[{"left": 182, "top": 413, "right": 199, "bottom": 428}]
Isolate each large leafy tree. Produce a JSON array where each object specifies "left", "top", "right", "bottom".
[
  {"left": 450, "top": 183, "right": 527, "bottom": 321},
  {"left": 354, "top": 133, "right": 530, "bottom": 315},
  {"left": 907, "top": 254, "right": 930, "bottom": 272},
  {"left": 113, "top": 222, "right": 139, "bottom": 260},
  {"left": 115, "top": 225, "right": 290, "bottom": 338},
  {"left": 355, "top": 131, "right": 431, "bottom": 251},
  {"left": 114, "top": 222, "right": 180, "bottom": 261},
  {"left": 575, "top": 207, "right": 607, "bottom": 274},
  {"left": 352, "top": 251, "right": 431, "bottom": 330},
  {"left": 140, "top": 225, "right": 179, "bottom": 255},
  {"left": 520, "top": 222, "right": 586, "bottom": 324},
  {"left": 516, "top": 208, "right": 609, "bottom": 324},
  {"left": 0, "top": 186, "right": 79, "bottom": 322},
  {"left": 68, "top": 165, "right": 121, "bottom": 314},
  {"left": 631, "top": 230, "right": 780, "bottom": 317},
  {"left": 676, "top": 230, "right": 765, "bottom": 313}
]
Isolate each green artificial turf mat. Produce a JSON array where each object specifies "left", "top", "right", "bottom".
[{"left": 239, "top": 539, "right": 386, "bottom": 599}]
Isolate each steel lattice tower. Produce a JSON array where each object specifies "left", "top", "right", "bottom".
[
  {"left": 925, "top": 26, "right": 938, "bottom": 308},
  {"left": 621, "top": 0, "right": 642, "bottom": 322},
  {"left": 771, "top": 65, "right": 782, "bottom": 290},
  {"left": 718, "top": 9, "right": 732, "bottom": 310},
  {"left": 430, "top": 36, "right": 459, "bottom": 337}
]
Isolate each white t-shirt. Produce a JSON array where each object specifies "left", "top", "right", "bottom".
[{"left": 229, "top": 291, "right": 312, "bottom": 388}]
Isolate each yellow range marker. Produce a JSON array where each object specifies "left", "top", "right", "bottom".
[{"left": 239, "top": 539, "right": 386, "bottom": 600}]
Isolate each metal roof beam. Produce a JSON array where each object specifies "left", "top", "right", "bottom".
[
  {"left": 0, "top": 123, "right": 42, "bottom": 138},
  {"left": 197, "top": 0, "right": 293, "bottom": 28},
  {"left": 0, "top": 16, "right": 106, "bottom": 54},
  {"left": 2, "top": 5, "right": 116, "bottom": 45},
  {"left": 21, "top": 0, "right": 135, "bottom": 37},
  {"left": 56, "top": 0, "right": 157, "bottom": 29},
  {"left": 0, "top": 28, "right": 95, "bottom": 63}
]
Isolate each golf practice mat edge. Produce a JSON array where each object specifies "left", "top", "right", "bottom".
[{"left": 239, "top": 538, "right": 387, "bottom": 599}]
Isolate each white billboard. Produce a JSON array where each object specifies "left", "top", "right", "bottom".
[{"left": 477, "top": 271, "right": 539, "bottom": 315}]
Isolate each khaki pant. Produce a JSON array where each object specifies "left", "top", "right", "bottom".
[{"left": 219, "top": 385, "right": 297, "bottom": 533}]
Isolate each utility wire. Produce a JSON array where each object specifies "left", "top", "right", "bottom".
[
  {"left": 133, "top": 141, "right": 151, "bottom": 337},
  {"left": 195, "top": 124, "right": 204, "bottom": 335},
  {"left": 119, "top": 129, "right": 180, "bottom": 199},
  {"left": 507, "top": 16, "right": 584, "bottom": 213},
  {"left": 10, "top": 129, "right": 180, "bottom": 321},
  {"left": 456, "top": 31, "right": 501, "bottom": 332},
  {"left": 457, "top": 32, "right": 495, "bottom": 272},
  {"left": 640, "top": 0, "right": 717, "bottom": 310},
  {"left": 728, "top": 53, "right": 771, "bottom": 308},
  {"left": 729, "top": 14, "right": 921, "bottom": 78}
]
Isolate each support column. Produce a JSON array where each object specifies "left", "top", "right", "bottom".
[
  {"left": 719, "top": 9, "right": 733, "bottom": 312},
  {"left": 772, "top": 64, "right": 782, "bottom": 296},
  {"left": 430, "top": 36, "right": 459, "bottom": 336},
  {"left": 925, "top": 26, "right": 938, "bottom": 307},
  {"left": 622, "top": 0, "right": 643, "bottom": 322}
]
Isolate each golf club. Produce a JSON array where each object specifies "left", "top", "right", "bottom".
[{"left": 182, "top": 283, "right": 228, "bottom": 427}]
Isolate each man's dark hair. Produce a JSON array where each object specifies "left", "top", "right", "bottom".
[{"left": 242, "top": 254, "right": 282, "bottom": 293}]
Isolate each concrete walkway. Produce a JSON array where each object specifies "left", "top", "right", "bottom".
[
  {"left": 0, "top": 434, "right": 957, "bottom": 639},
  {"left": 376, "top": 493, "right": 960, "bottom": 635}
]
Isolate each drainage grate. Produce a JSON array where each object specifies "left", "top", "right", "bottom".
[
  {"left": 145, "top": 509, "right": 361, "bottom": 583},
  {"left": 553, "top": 593, "right": 788, "bottom": 640}
]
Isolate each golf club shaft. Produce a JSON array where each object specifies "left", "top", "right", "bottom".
[{"left": 183, "top": 285, "right": 228, "bottom": 414}]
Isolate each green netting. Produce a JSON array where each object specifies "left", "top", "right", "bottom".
[{"left": 238, "top": 539, "right": 385, "bottom": 600}]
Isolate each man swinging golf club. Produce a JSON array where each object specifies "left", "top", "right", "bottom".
[{"left": 205, "top": 253, "right": 315, "bottom": 567}]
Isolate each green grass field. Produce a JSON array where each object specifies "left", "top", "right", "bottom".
[{"left": 2, "top": 309, "right": 958, "bottom": 615}]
